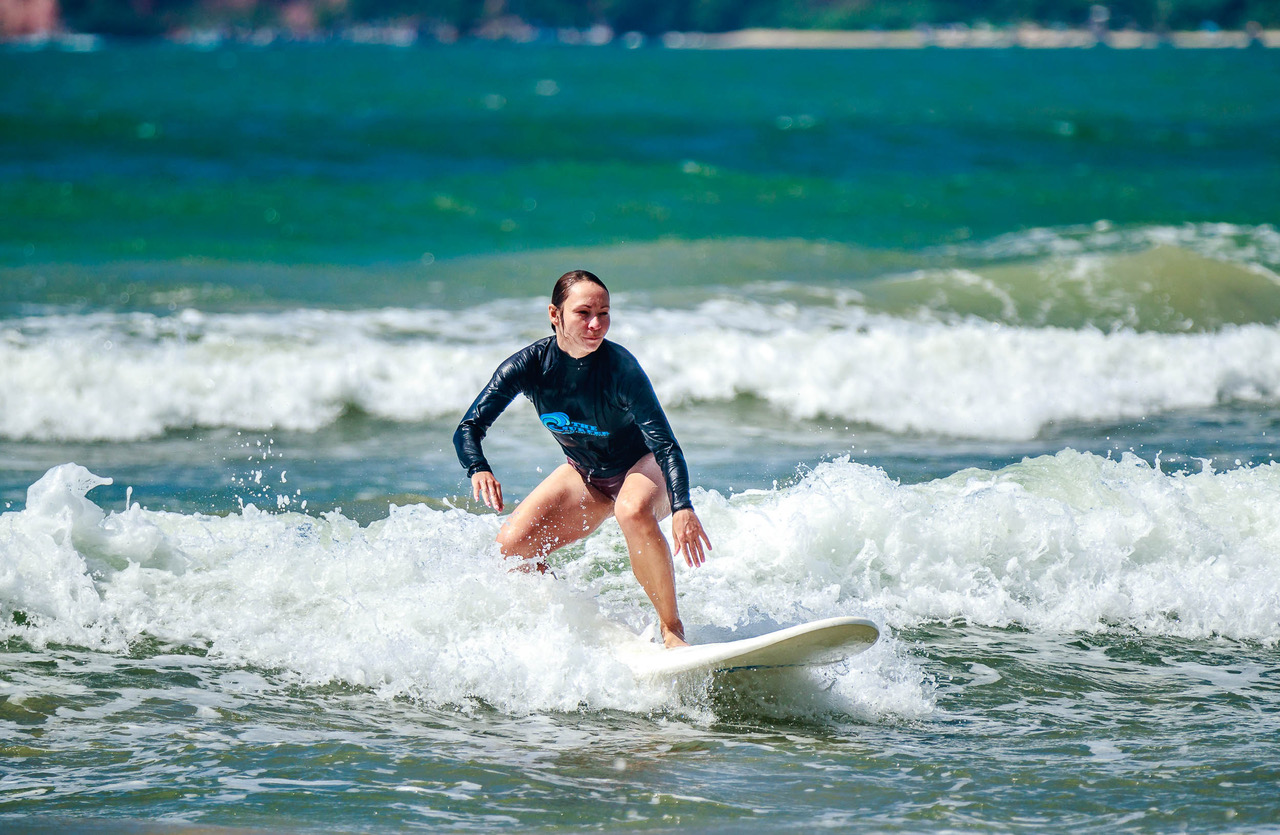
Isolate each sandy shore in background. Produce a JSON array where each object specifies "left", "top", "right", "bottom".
[
  {"left": 682, "top": 26, "right": 1276, "bottom": 49},
  {"left": 5, "top": 23, "right": 1275, "bottom": 49},
  {"left": 6, "top": 22, "right": 1278, "bottom": 49}
]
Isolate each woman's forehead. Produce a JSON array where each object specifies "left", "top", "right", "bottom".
[{"left": 564, "top": 283, "right": 609, "bottom": 306}]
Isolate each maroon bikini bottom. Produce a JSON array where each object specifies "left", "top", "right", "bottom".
[{"left": 566, "top": 457, "right": 630, "bottom": 501}]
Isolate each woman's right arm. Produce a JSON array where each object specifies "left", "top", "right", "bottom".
[{"left": 453, "top": 346, "right": 534, "bottom": 510}]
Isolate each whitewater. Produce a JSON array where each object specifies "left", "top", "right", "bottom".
[
  {"left": 6, "top": 445, "right": 1278, "bottom": 712},
  {"left": 5, "top": 294, "right": 1280, "bottom": 444}
]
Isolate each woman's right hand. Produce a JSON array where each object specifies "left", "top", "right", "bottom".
[{"left": 471, "top": 471, "right": 504, "bottom": 512}]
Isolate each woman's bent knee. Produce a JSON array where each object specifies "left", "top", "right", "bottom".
[
  {"left": 614, "top": 493, "right": 658, "bottom": 532},
  {"left": 495, "top": 525, "right": 519, "bottom": 555}
]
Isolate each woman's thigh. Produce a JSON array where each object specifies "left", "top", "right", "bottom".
[
  {"left": 614, "top": 454, "right": 672, "bottom": 526},
  {"left": 497, "top": 463, "right": 615, "bottom": 559}
]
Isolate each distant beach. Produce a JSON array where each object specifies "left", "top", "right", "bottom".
[
  {"left": 692, "top": 25, "right": 1277, "bottom": 49},
  {"left": 3, "top": 22, "right": 1275, "bottom": 51}
]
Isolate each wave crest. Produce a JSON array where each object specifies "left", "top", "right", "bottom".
[
  {"left": 862, "top": 244, "right": 1280, "bottom": 332},
  {"left": 4, "top": 302, "right": 1280, "bottom": 442}
]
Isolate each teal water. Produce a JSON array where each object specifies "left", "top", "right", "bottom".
[
  {"left": 3, "top": 43, "right": 1280, "bottom": 832},
  {"left": 3, "top": 45, "right": 1278, "bottom": 266}
]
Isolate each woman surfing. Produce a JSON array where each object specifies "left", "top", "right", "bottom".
[{"left": 454, "top": 270, "right": 711, "bottom": 648}]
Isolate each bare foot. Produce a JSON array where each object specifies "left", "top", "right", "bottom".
[{"left": 661, "top": 621, "right": 689, "bottom": 649}]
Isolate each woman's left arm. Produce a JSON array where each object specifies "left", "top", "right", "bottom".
[
  {"left": 625, "top": 365, "right": 694, "bottom": 515},
  {"left": 619, "top": 352, "right": 711, "bottom": 562}
]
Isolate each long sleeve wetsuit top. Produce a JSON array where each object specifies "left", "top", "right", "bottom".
[{"left": 454, "top": 336, "right": 693, "bottom": 512}]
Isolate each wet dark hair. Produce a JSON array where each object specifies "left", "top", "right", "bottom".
[
  {"left": 552, "top": 270, "right": 608, "bottom": 308},
  {"left": 551, "top": 270, "right": 608, "bottom": 332}
]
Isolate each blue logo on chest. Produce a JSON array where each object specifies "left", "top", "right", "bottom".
[{"left": 541, "top": 412, "right": 610, "bottom": 437}]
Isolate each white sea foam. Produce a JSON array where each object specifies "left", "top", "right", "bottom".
[
  {"left": 0, "top": 308, "right": 527, "bottom": 442},
  {"left": 3, "top": 455, "right": 1277, "bottom": 719},
  {"left": 648, "top": 451, "right": 1280, "bottom": 643},
  {"left": 631, "top": 307, "right": 1280, "bottom": 439},
  {"left": 0, "top": 464, "right": 924, "bottom": 720},
  {"left": 3, "top": 301, "right": 1280, "bottom": 442}
]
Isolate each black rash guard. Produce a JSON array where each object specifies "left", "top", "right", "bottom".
[{"left": 454, "top": 336, "right": 693, "bottom": 512}]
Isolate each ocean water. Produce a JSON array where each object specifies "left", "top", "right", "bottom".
[{"left": 3, "top": 43, "right": 1280, "bottom": 832}]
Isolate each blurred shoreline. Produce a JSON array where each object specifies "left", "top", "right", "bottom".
[
  {"left": 2, "top": 23, "right": 1275, "bottom": 52},
  {"left": 698, "top": 25, "right": 1277, "bottom": 50}
]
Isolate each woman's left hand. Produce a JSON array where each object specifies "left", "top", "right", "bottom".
[{"left": 671, "top": 508, "right": 712, "bottom": 568}]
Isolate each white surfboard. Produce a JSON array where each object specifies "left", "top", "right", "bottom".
[{"left": 623, "top": 616, "right": 880, "bottom": 678}]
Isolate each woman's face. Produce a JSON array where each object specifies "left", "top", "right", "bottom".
[{"left": 550, "top": 282, "right": 610, "bottom": 358}]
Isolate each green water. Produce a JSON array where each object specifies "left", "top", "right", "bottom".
[{"left": 3, "top": 46, "right": 1278, "bottom": 266}]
